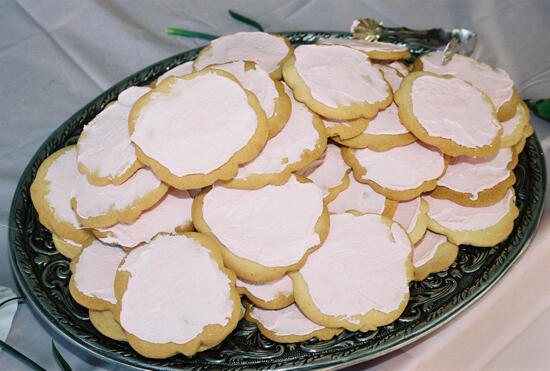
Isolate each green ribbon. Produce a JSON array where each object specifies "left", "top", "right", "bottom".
[
  {"left": 228, "top": 10, "right": 264, "bottom": 31},
  {"left": 525, "top": 99, "right": 550, "bottom": 121}
]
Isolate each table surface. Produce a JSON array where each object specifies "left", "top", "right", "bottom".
[{"left": 1, "top": 1, "right": 550, "bottom": 370}]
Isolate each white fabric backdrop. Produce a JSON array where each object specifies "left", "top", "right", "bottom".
[{"left": 1, "top": 1, "right": 549, "bottom": 370}]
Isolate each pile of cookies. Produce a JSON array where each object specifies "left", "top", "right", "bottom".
[{"left": 30, "top": 30, "right": 532, "bottom": 358}]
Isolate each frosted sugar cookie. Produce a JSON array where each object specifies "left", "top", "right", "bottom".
[
  {"left": 413, "top": 231, "right": 458, "bottom": 281},
  {"left": 129, "top": 69, "right": 269, "bottom": 190},
  {"left": 89, "top": 310, "right": 127, "bottom": 341},
  {"left": 30, "top": 145, "right": 92, "bottom": 244},
  {"left": 395, "top": 71, "right": 502, "bottom": 157},
  {"left": 69, "top": 240, "right": 127, "bottom": 311},
  {"left": 500, "top": 101, "right": 530, "bottom": 148},
  {"left": 391, "top": 197, "right": 429, "bottom": 244},
  {"left": 193, "top": 175, "right": 329, "bottom": 282},
  {"left": 93, "top": 188, "right": 194, "bottom": 249},
  {"left": 322, "top": 117, "right": 369, "bottom": 140},
  {"left": 193, "top": 32, "right": 293, "bottom": 80},
  {"left": 154, "top": 61, "right": 194, "bottom": 86},
  {"left": 327, "top": 175, "right": 397, "bottom": 217},
  {"left": 414, "top": 51, "right": 519, "bottom": 121},
  {"left": 376, "top": 64, "right": 404, "bottom": 93},
  {"left": 113, "top": 233, "right": 242, "bottom": 358},
  {"left": 295, "top": 143, "right": 350, "bottom": 203},
  {"left": 245, "top": 303, "right": 343, "bottom": 343},
  {"left": 376, "top": 60, "right": 409, "bottom": 77},
  {"left": 317, "top": 37, "right": 411, "bottom": 60},
  {"left": 204, "top": 61, "right": 291, "bottom": 138},
  {"left": 52, "top": 232, "right": 91, "bottom": 260},
  {"left": 77, "top": 86, "right": 151, "bottom": 186},
  {"left": 237, "top": 275, "right": 294, "bottom": 310},
  {"left": 71, "top": 167, "right": 168, "bottom": 229},
  {"left": 291, "top": 212, "right": 413, "bottom": 332},
  {"left": 334, "top": 103, "right": 416, "bottom": 151},
  {"left": 221, "top": 83, "right": 326, "bottom": 189},
  {"left": 423, "top": 188, "right": 519, "bottom": 247},
  {"left": 283, "top": 44, "right": 392, "bottom": 120},
  {"left": 430, "top": 147, "right": 518, "bottom": 207},
  {"left": 342, "top": 141, "right": 447, "bottom": 201}
]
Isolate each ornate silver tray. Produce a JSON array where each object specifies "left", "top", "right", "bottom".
[{"left": 9, "top": 31, "right": 546, "bottom": 370}]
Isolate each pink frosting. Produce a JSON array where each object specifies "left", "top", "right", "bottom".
[
  {"left": 293, "top": 44, "right": 391, "bottom": 108},
  {"left": 77, "top": 86, "right": 150, "bottom": 181},
  {"left": 423, "top": 188, "right": 515, "bottom": 231},
  {"left": 118, "top": 234, "right": 235, "bottom": 344},
  {"left": 413, "top": 230, "right": 447, "bottom": 267},
  {"left": 72, "top": 167, "right": 163, "bottom": 220},
  {"left": 352, "top": 141, "right": 445, "bottom": 191},
  {"left": 296, "top": 144, "right": 348, "bottom": 198},
  {"left": 249, "top": 304, "right": 325, "bottom": 336},
  {"left": 299, "top": 213, "right": 411, "bottom": 319},
  {"left": 43, "top": 147, "right": 85, "bottom": 231},
  {"left": 363, "top": 102, "right": 409, "bottom": 135},
  {"left": 393, "top": 197, "right": 422, "bottom": 234},
  {"left": 202, "top": 175, "right": 324, "bottom": 267},
  {"left": 386, "top": 61, "right": 409, "bottom": 76},
  {"left": 236, "top": 275, "right": 293, "bottom": 302},
  {"left": 411, "top": 75, "right": 501, "bottom": 149},
  {"left": 420, "top": 51, "right": 514, "bottom": 110},
  {"left": 74, "top": 240, "right": 126, "bottom": 304},
  {"left": 194, "top": 32, "right": 290, "bottom": 75},
  {"left": 377, "top": 65, "right": 403, "bottom": 93},
  {"left": 130, "top": 72, "right": 259, "bottom": 176},
  {"left": 501, "top": 103, "right": 526, "bottom": 138},
  {"left": 156, "top": 61, "right": 194, "bottom": 85},
  {"left": 95, "top": 188, "right": 194, "bottom": 248},
  {"left": 233, "top": 83, "right": 321, "bottom": 180},
  {"left": 327, "top": 175, "right": 386, "bottom": 214},
  {"left": 437, "top": 148, "right": 513, "bottom": 199},
  {"left": 318, "top": 37, "right": 409, "bottom": 53}
]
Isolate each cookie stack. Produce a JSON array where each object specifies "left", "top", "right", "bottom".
[{"left": 30, "top": 30, "right": 532, "bottom": 358}]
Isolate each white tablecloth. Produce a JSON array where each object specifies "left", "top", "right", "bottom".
[{"left": 1, "top": 1, "right": 549, "bottom": 370}]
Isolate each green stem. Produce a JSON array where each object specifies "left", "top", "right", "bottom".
[
  {"left": 0, "top": 296, "right": 24, "bottom": 308},
  {"left": 0, "top": 340, "right": 46, "bottom": 371},
  {"left": 228, "top": 10, "right": 264, "bottom": 32},
  {"left": 165, "top": 28, "right": 218, "bottom": 40},
  {"left": 51, "top": 339, "right": 72, "bottom": 371}
]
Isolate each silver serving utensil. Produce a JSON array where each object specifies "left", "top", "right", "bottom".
[{"left": 351, "top": 18, "right": 477, "bottom": 58}]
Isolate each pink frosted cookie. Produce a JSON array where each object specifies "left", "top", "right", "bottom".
[
  {"left": 52, "top": 233, "right": 90, "bottom": 260},
  {"left": 221, "top": 83, "right": 327, "bottom": 189},
  {"left": 129, "top": 69, "right": 269, "bottom": 190},
  {"left": 334, "top": 102, "right": 416, "bottom": 150},
  {"left": 77, "top": 86, "right": 151, "bottom": 186},
  {"left": 291, "top": 212, "right": 413, "bottom": 332},
  {"left": 376, "top": 64, "right": 404, "bottom": 93},
  {"left": 193, "top": 175, "right": 329, "bottom": 282},
  {"left": 500, "top": 101, "right": 530, "bottom": 148},
  {"left": 414, "top": 51, "right": 520, "bottom": 121},
  {"left": 193, "top": 32, "right": 293, "bottom": 80},
  {"left": 203, "top": 61, "right": 291, "bottom": 138},
  {"left": 296, "top": 143, "right": 350, "bottom": 203},
  {"left": 69, "top": 239, "right": 127, "bottom": 311},
  {"left": 413, "top": 230, "right": 458, "bottom": 281},
  {"left": 327, "top": 175, "right": 397, "bottom": 217},
  {"left": 155, "top": 61, "right": 194, "bottom": 86},
  {"left": 317, "top": 37, "right": 411, "bottom": 60},
  {"left": 283, "top": 44, "right": 392, "bottom": 120},
  {"left": 423, "top": 188, "right": 519, "bottom": 247},
  {"left": 71, "top": 167, "right": 168, "bottom": 229},
  {"left": 322, "top": 116, "right": 369, "bottom": 140},
  {"left": 395, "top": 71, "right": 503, "bottom": 157},
  {"left": 430, "top": 147, "right": 518, "bottom": 206},
  {"left": 236, "top": 275, "right": 294, "bottom": 310},
  {"left": 245, "top": 303, "right": 342, "bottom": 343},
  {"left": 93, "top": 188, "right": 194, "bottom": 249},
  {"left": 113, "top": 233, "right": 242, "bottom": 358},
  {"left": 342, "top": 141, "right": 447, "bottom": 201},
  {"left": 376, "top": 60, "right": 410, "bottom": 77},
  {"left": 391, "top": 197, "right": 429, "bottom": 244},
  {"left": 30, "top": 145, "right": 93, "bottom": 244}
]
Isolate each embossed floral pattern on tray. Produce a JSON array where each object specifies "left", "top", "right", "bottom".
[{"left": 9, "top": 31, "right": 546, "bottom": 370}]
